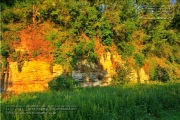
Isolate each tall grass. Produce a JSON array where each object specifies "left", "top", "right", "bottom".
[{"left": 1, "top": 82, "right": 180, "bottom": 120}]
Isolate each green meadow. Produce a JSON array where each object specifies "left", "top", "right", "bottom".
[{"left": 1, "top": 82, "right": 180, "bottom": 120}]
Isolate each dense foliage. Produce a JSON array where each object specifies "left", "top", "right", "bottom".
[{"left": 1, "top": 0, "right": 180, "bottom": 81}]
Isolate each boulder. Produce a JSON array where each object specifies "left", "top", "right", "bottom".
[{"left": 72, "top": 59, "right": 106, "bottom": 86}]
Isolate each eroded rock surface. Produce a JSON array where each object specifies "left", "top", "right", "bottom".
[
  {"left": 72, "top": 59, "right": 107, "bottom": 86},
  {"left": 7, "top": 60, "right": 63, "bottom": 94}
]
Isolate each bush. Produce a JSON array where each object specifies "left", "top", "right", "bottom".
[
  {"left": 73, "top": 42, "right": 85, "bottom": 56},
  {"left": 2, "top": 9, "right": 21, "bottom": 23},
  {"left": 102, "top": 37, "right": 113, "bottom": 46},
  {"left": 88, "top": 51, "right": 98, "bottom": 63},
  {"left": 118, "top": 42, "right": 135, "bottom": 57},
  {"left": 73, "top": 41, "right": 97, "bottom": 63},
  {"left": 147, "top": 60, "right": 157, "bottom": 81},
  {"left": 0, "top": 43, "right": 13, "bottom": 58},
  {"left": 175, "top": 56, "right": 180, "bottom": 64},
  {"left": 149, "top": 63, "right": 170, "bottom": 82},
  {"left": 111, "top": 63, "right": 131, "bottom": 85},
  {"left": 134, "top": 53, "right": 145, "bottom": 68},
  {"left": 84, "top": 41, "right": 94, "bottom": 53},
  {"left": 102, "top": 28, "right": 114, "bottom": 46},
  {"left": 156, "top": 65, "right": 170, "bottom": 82},
  {"left": 48, "top": 75, "right": 78, "bottom": 91},
  {"left": 10, "top": 51, "right": 20, "bottom": 62}
]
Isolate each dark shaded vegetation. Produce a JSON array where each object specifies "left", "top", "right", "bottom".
[{"left": 48, "top": 75, "right": 78, "bottom": 91}]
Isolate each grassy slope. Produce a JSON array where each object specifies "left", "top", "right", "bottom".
[{"left": 1, "top": 82, "right": 180, "bottom": 120}]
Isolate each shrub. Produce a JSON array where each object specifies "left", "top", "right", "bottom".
[
  {"left": 0, "top": 43, "right": 13, "bottom": 58},
  {"left": 156, "top": 65, "right": 170, "bottom": 82},
  {"left": 88, "top": 51, "right": 98, "bottom": 63},
  {"left": 148, "top": 63, "right": 170, "bottom": 82},
  {"left": 85, "top": 28, "right": 96, "bottom": 38},
  {"left": 84, "top": 41, "right": 94, "bottom": 53},
  {"left": 102, "top": 37, "right": 113, "bottom": 46},
  {"left": 2, "top": 9, "right": 21, "bottom": 23},
  {"left": 153, "top": 43, "right": 171, "bottom": 58},
  {"left": 118, "top": 42, "right": 135, "bottom": 57},
  {"left": 102, "top": 28, "right": 114, "bottom": 46},
  {"left": 111, "top": 63, "right": 131, "bottom": 85},
  {"left": 74, "top": 41, "right": 97, "bottom": 63},
  {"left": 148, "top": 60, "right": 158, "bottom": 81},
  {"left": 45, "top": 30, "right": 58, "bottom": 41},
  {"left": 0, "top": 48, "right": 9, "bottom": 58},
  {"left": 134, "top": 52, "right": 145, "bottom": 68},
  {"left": 175, "top": 56, "right": 180, "bottom": 64},
  {"left": 73, "top": 42, "right": 85, "bottom": 56},
  {"left": 10, "top": 51, "right": 20, "bottom": 62},
  {"left": 48, "top": 75, "right": 78, "bottom": 91}
]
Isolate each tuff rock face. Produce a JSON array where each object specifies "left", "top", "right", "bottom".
[{"left": 6, "top": 60, "right": 63, "bottom": 94}]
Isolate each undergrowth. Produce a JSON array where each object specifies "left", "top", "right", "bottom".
[{"left": 1, "top": 82, "right": 180, "bottom": 120}]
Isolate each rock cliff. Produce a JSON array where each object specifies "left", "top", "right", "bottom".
[
  {"left": 5, "top": 52, "right": 149, "bottom": 94},
  {"left": 7, "top": 61, "right": 62, "bottom": 94},
  {"left": 71, "top": 52, "right": 149, "bottom": 87}
]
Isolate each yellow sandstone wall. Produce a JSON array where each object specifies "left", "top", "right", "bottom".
[
  {"left": 99, "top": 52, "right": 149, "bottom": 84},
  {"left": 7, "top": 53, "right": 149, "bottom": 94},
  {"left": 8, "top": 60, "right": 63, "bottom": 94}
]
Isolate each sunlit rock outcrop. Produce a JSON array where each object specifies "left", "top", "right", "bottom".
[
  {"left": 6, "top": 53, "right": 149, "bottom": 94},
  {"left": 99, "top": 52, "right": 149, "bottom": 84},
  {"left": 7, "top": 60, "right": 63, "bottom": 94}
]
